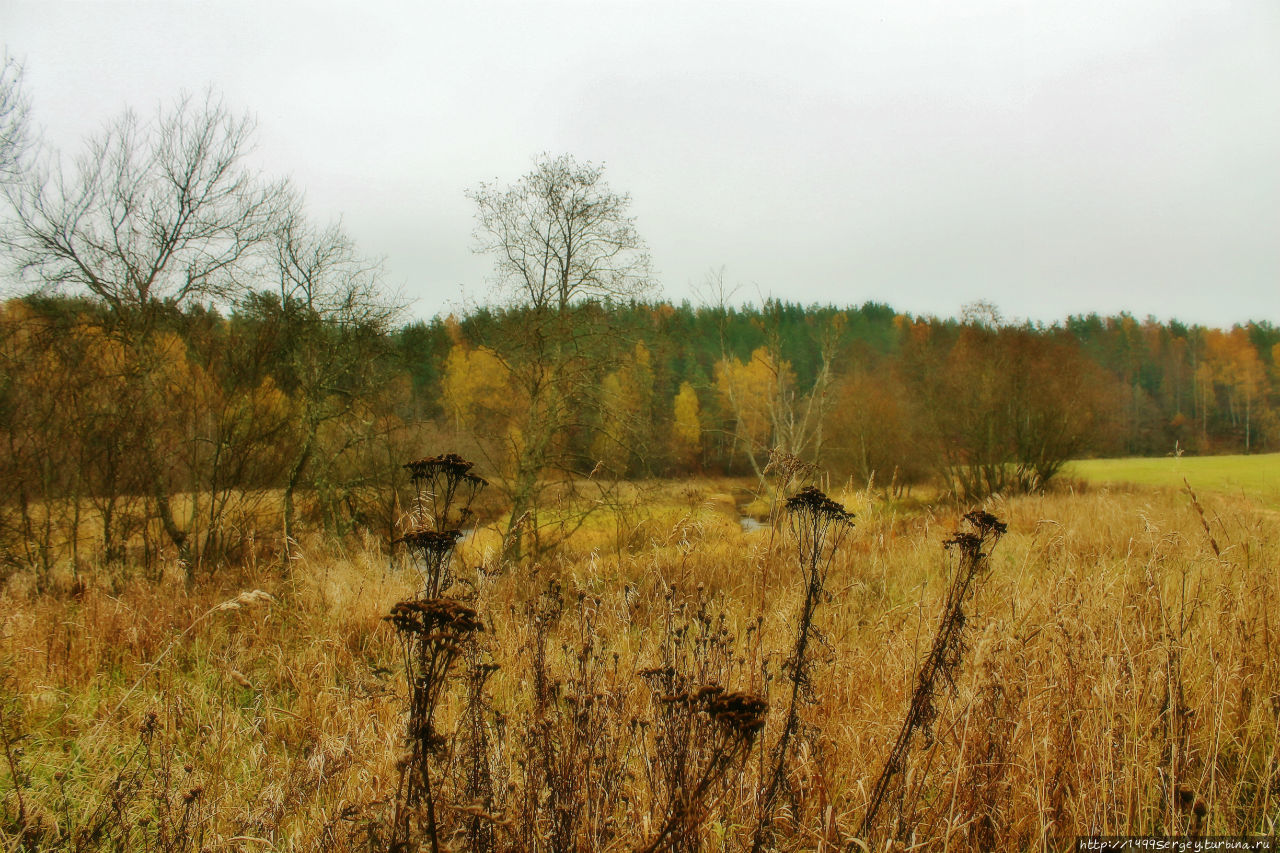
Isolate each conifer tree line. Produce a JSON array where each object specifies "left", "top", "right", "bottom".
[{"left": 2, "top": 64, "right": 1278, "bottom": 579}]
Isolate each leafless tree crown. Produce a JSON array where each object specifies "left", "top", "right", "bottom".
[
  {"left": 467, "top": 153, "right": 654, "bottom": 312},
  {"left": 5, "top": 89, "right": 284, "bottom": 314},
  {"left": 0, "top": 52, "right": 32, "bottom": 188},
  {"left": 271, "top": 192, "right": 398, "bottom": 329}
]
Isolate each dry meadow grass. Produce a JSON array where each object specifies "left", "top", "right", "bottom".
[{"left": 1, "top": 478, "right": 1277, "bottom": 850}]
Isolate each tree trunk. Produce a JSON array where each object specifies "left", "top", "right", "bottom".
[
  {"left": 502, "top": 456, "right": 540, "bottom": 564},
  {"left": 152, "top": 490, "right": 193, "bottom": 584},
  {"left": 283, "top": 419, "right": 317, "bottom": 555}
]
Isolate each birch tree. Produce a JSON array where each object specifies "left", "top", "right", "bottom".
[{"left": 467, "top": 154, "right": 653, "bottom": 560}]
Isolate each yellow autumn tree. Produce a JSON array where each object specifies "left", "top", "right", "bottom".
[
  {"left": 592, "top": 342, "right": 655, "bottom": 474},
  {"left": 125, "top": 329, "right": 293, "bottom": 570},
  {"left": 714, "top": 346, "right": 793, "bottom": 472},
  {"left": 0, "top": 302, "right": 90, "bottom": 576},
  {"left": 1202, "top": 327, "right": 1267, "bottom": 450},
  {"left": 670, "top": 381, "right": 702, "bottom": 470},
  {"left": 592, "top": 371, "right": 628, "bottom": 471},
  {"left": 441, "top": 344, "right": 512, "bottom": 435}
]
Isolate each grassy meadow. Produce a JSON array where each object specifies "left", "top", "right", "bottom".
[
  {"left": 1068, "top": 452, "right": 1280, "bottom": 507},
  {"left": 1, "top": 471, "right": 1278, "bottom": 850}
]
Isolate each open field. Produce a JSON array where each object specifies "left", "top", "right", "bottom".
[
  {"left": 1, "top": 477, "right": 1278, "bottom": 850},
  {"left": 1068, "top": 453, "right": 1280, "bottom": 507}
]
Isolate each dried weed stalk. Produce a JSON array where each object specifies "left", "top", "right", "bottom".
[
  {"left": 452, "top": 640, "right": 504, "bottom": 853},
  {"left": 638, "top": 683, "right": 767, "bottom": 853},
  {"left": 512, "top": 582, "right": 634, "bottom": 853},
  {"left": 384, "top": 452, "right": 488, "bottom": 852},
  {"left": 858, "top": 509, "right": 1007, "bottom": 843},
  {"left": 752, "top": 486, "right": 853, "bottom": 852},
  {"left": 639, "top": 584, "right": 767, "bottom": 852},
  {"left": 66, "top": 710, "right": 211, "bottom": 853}
]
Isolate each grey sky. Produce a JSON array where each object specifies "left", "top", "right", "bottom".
[{"left": 4, "top": 0, "right": 1278, "bottom": 326}]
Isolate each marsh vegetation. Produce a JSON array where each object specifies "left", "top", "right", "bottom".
[{"left": 2, "top": 462, "right": 1277, "bottom": 850}]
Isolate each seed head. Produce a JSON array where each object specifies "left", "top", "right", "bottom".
[
  {"left": 404, "top": 452, "right": 474, "bottom": 479},
  {"left": 963, "top": 510, "right": 1008, "bottom": 537},
  {"left": 384, "top": 598, "right": 483, "bottom": 636},
  {"left": 785, "top": 486, "right": 854, "bottom": 523},
  {"left": 944, "top": 531, "right": 984, "bottom": 556},
  {"left": 706, "top": 691, "right": 769, "bottom": 736},
  {"left": 396, "top": 528, "right": 462, "bottom": 551}
]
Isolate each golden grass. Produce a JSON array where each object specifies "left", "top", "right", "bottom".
[{"left": 1, "top": 482, "right": 1277, "bottom": 849}]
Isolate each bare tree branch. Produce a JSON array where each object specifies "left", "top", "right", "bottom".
[
  {"left": 0, "top": 52, "right": 33, "bottom": 188},
  {"left": 5, "top": 89, "right": 286, "bottom": 318},
  {"left": 467, "top": 153, "right": 653, "bottom": 313}
]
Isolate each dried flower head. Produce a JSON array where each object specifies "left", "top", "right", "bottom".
[
  {"left": 764, "top": 449, "right": 818, "bottom": 485},
  {"left": 945, "top": 510, "right": 1008, "bottom": 559},
  {"left": 784, "top": 486, "right": 854, "bottom": 523},
  {"left": 943, "top": 531, "right": 984, "bottom": 557},
  {"left": 963, "top": 510, "right": 1008, "bottom": 537},
  {"left": 706, "top": 690, "right": 768, "bottom": 736},
  {"left": 1177, "top": 786, "right": 1197, "bottom": 808},
  {"left": 385, "top": 598, "right": 483, "bottom": 637},
  {"left": 784, "top": 486, "right": 854, "bottom": 593},
  {"left": 404, "top": 452, "right": 476, "bottom": 481},
  {"left": 402, "top": 452, "right": 488, "bottom": 535},
  {"left": 396, "top": 528, "right": 463, "bottom": 552}
]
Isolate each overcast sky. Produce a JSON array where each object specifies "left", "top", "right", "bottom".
[{"left": 4, "top": 0, "right": 1278, "bottom": 326}]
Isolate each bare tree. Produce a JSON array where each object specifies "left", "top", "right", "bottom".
[
  {"left": 466, "top": 154, "right": 654, "bottom": 561},
  {"left": 759, "top": 301, "right": 841, "bottom": 468},
  {"left": 5, "top": 89, "right": 283, "bottom": 322},
  {"left": 0, "top": 52, "right": 33, "bottom": 188},
  {"left": 267, "top": 195, "right": 400, "bottom": 546},
  {"left": 468, "top": 153, "right": 652, "bottom": 313}
]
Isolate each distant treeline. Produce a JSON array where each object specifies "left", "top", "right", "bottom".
[
  {"left": 4, "top": 292, "right": 1276, "bottom": 576},
  {"left": 405, "top": 298, "right": 1280, "bottom": 470}
]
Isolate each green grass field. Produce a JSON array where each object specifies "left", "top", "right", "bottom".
[{"left": 1067, "top": 452, "right": 1280, "bottom": 506}]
